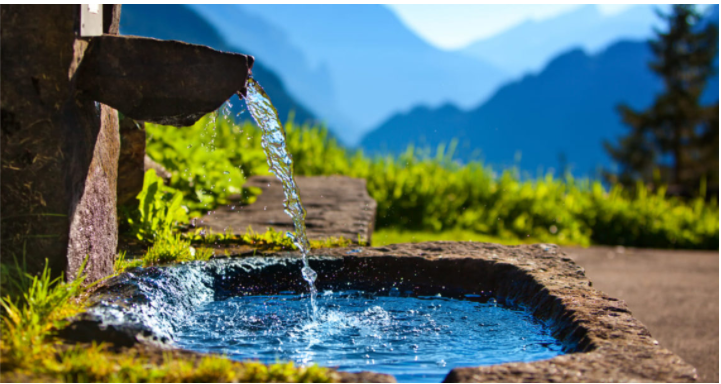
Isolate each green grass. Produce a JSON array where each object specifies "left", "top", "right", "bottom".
[
  {"left": 372, "top": 228, "right": 542, "bottom": 247},
  {"left": 125, "top": 169, "right": 189, "bottom": 242},
  {"left": 115, "top": 227, "right": 357, "bottom": 274},
  {"left": 33, "top": 345, "right": 333, "bottom": 383},
  {"left": 143, "top": 234, "right": 214, "bottom": 265},
  {"left": 0, "top": 259, "right": 88, "bottom": 371},
  {"left": 114, "top": 235, "right": 215, "bottom": 273},
  {"left": 185, "top": 226, "right": 357, "bottom": 252},
  {"left": 144, "top": 116, "right": 719, "bottom": 250}
]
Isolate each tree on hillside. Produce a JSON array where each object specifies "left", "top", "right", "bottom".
[{"left": 604, "top": 5, "right": 719, "bottom": 196}]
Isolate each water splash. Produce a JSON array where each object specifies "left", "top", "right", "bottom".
[
  {"left": 175, "top": 290, "right": 564, "bottom": 383},
  {"left": 243, "top": 77, "right": 318, "bottom": 316},
  {"left": 87, "top": 258, "right": 564, "bottom": 382}
]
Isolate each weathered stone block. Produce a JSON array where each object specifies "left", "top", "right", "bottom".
[
  {"left": 198, "top": 175, "right": 376, "bottom": 244},
  {"left": 75, "top": 35, "right": 254, "bottom": 127}
]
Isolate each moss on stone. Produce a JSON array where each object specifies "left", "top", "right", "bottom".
[{"left": 3, "top": 343, "right": 333, "bottom": 383}]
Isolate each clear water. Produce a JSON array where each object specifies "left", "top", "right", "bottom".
[
  {"left": 174, "top": 291, "right": 564, "bottom": 383},
  {"left": 243, "top": 78, "right": 318, "bottom": 314}
]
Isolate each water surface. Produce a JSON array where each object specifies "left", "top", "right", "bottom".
[{"left": 175, "top": 291, "right": 563, "bottom": 382}]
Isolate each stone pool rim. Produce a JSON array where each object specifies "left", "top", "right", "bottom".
[{"left": 70, "top": 242, "right": 697, "bottom": 383}]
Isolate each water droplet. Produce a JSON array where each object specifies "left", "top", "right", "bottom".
[
  {"left": 302, "top": 266, "right": 317, "bottom": 284},
  {"left": 187, "top": 144, "right": 192, "bottom": 149}
]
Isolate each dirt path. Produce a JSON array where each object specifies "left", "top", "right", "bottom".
[{"left": 562, "top": 246, "right": 719, "bottom": 383}]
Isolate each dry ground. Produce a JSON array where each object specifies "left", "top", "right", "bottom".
[{"left": 562, "top": 246, "right": 719, "bottom": 383}]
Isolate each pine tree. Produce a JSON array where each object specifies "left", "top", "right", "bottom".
[{"left": 604, "top": 5, "right": 719, "bottom": 196}]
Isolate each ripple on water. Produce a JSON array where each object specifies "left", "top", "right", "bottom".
[{"left": 174, "top": 291, "right": 564, "bottom": 383}]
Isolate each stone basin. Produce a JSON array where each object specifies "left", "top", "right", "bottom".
[{"left": 68, "top": 242, "right": 698, "bottom": 382}]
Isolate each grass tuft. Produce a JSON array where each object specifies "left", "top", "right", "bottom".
[
  {"left": 186, "top": 226, "right": 357, "bottom": 252},
  {"left": 0, "top": 258, "right": 88, "bottom": 371},
  {"left": 115, "top": 235, "right": 215, "bottom": 273}
]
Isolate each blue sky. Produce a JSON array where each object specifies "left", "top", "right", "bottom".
[{"left": 386, "top": 4, "right": 639, "bottom": 50}]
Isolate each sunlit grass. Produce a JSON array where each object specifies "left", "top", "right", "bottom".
[
  {"left": 19, "top": 344, "right": 333, "bottom": 383},
  {"left": 185, "top": 226, "right": 357, "bottom": 251},
  {"left": 372, "top": 228, "right": 552, "bottom": 247},
  {"left": 115, "top": 235, "right": 214, "bottom": 273},
  {"left": 0, "top": 259, "right": 88, "bottom": 372},
  {"left": 145, "top": 116, "right": 719, "bottom": 250}
]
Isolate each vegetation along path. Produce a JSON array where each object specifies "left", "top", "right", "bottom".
[{"left": 564, "top": 246, "right": 719, "bottom": 382}]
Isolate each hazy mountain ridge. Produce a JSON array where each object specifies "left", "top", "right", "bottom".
[
  {"left": 239, "top": 4, "right": 510, "bottom": 143},
  {"left": 460, "top": 5, "right": 664, "bottom": 77},
  {"left": 119, "top": 4, "right": 317, "bottom": 126},
  {"left": 362, "top": 41, "right": 665, "bottom": 176},
  {"left": 185, "top": 5, "right": 353, "bottom": 137},
  {"left": 363, "top": 5, "right": 719, "bottom": 177}
]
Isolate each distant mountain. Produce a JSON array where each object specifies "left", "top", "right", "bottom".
[
  {"left": 364, "top": 5, "right": 720, "bottom": 177},
  {"left": 460, "top": 5, "right": 664, "bottom": 77},
  {"left": 362, "top": 41, "right": 666, "bottom": 177},
  {"left": 119, "top": 4, "right": 316, "bottom": 126},
  {"left": 186, "top": 5, "right": 354, "bottom": 136},
  {"left": 240, "top": 4, "right": 509, "bottom": 143}
]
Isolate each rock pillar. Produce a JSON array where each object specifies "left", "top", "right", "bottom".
[{"left": 1, "top": 5, "right": 122, "bottom": 283}]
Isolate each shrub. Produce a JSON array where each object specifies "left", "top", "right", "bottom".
[
  {"left": 146, "top": 116, "right": 268, "bottom": 214},
  {"left": 144, "top": 116, "right": 719, "bottom": 250}
]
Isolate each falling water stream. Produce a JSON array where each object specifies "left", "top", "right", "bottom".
[{"left": 243, "top": 77, "right": 319, "bottom": 317}]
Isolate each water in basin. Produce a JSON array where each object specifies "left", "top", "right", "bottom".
[{"left": 174, "top": 290, "right": 563, "bottom": 383}]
